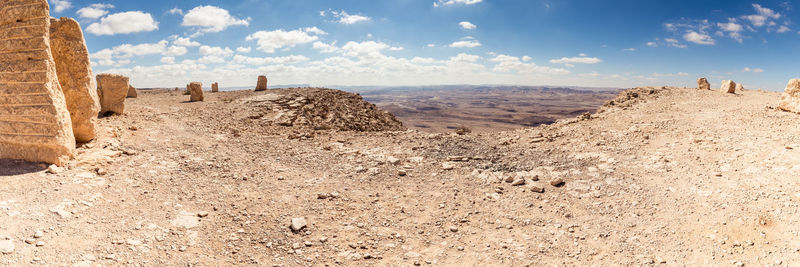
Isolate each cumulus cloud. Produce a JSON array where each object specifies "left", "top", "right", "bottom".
[
  {"left": 199, "top": 46, "right": 234, "bottom": 57},
  {"left": 646, "top": 41, "right": 658, "bottom": 47},
  {"left": 549, "top": 56, "right": 602, "bottom": 64},
  {"left": 168, "top": 8, "right": 183, "bottom": 15},
  {"left": 459, "top": 21, "right": 477, "bottom": 29},
  {"left": 433, "top": 0, "right": 483, "bottom": 7},
  {"left": 717, "top": 19, "right": 744, "bottom": 42},
  {"left": 90, "top": 40, "right": 168, "bottom": 66},
  {"left": 491, "top": 54, "right": 570, "bottom": 75},
  {"left": 623, "top": 48, "right": 636, "bottom": 51},
  {"left": 449, "top": 39, "right": 481, "bottom": 48},
  {"left": 246, "top": 28, "right": 326, "bottom": 53},
  {"left": 51, "top": 0, "right": 71, "bottom": 13},
  {"left": 182, "top": 6, "right": 250, "bottom": 34},
  {"left": 341, "top": 41, "right": 403, "bottom": 59},
  {"left": 665, "top": 38, "right": 687, "bottom": 48},
  {"left": 744, "top": 67, "right": 764, "bottom": 73},
  {"left": 172, "top": 37, "right": 201, "bottom": 47},
  {"left": 329, "top": 10, "right": 371, "bottom": 25},
  {"left": 236, "top": 47, "right": 252, "bottom": 53},
  {"left": 312, "top": 41, "right": 340, "bottom": 53},
  {"left": 161, "top": 57, "right": 175, "bottom": 64},
  {"left": 77, "top": 3, "right": 113, "bottom": 19},
  {"left": 164, "top": 46, "right": 188, "bottom": 57},
  {"left": 86, "top": 11, "right": 159, "bottom": 35},
  {"left": 232, "top": 55, "right": 310, "bottom": 65},
  {"left": 683, "top": 31, "right": 715, "bottom": 45},
  {"left": 744, "top": 4, "right": 781, "bottom": 27}
]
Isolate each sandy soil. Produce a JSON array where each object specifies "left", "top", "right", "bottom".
[{"left": 1, "top": 87, "right": 799, "bottom": 266}]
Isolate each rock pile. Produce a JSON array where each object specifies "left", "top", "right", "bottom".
[
  {"left": 256, "top": 76, "right": 268, "bottom": 91},
  {"left": 697, "top": 78, "right": 710, "bottom": 90},
  {"left": 212, "top": 82, "right": 219, "bottom": 93},
  {"left": 598, "top": 86, "right": 670, "bottom": 113},
  {"left": 49, "top": 17, "right": 101, "bottom": 143},
  {"left": 778, "top": 79, "right": 800, "bottom": 113},
  {"left": 0, "top": 0, "right": 79, "bottom": 165},
  {"left": 127, "top": 85, "right": 137, "bottom": 98},
  {"left": 241, "top": 88, "right": 405, "bottom": 131},
  {"left": 720, "top": 80, "right": 736, "bottom": 94},
  {"left": 97, "top": 74, "right": 129, "bottom": 115},
  {"left": 189, "top": 82, "right": 204, "bottom": 102}
]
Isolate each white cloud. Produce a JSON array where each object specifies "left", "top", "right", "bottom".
[
  {"left": 173, "top": 37, "right": 201, "bottom": 47},
  {"left": 330, "top": 10, "right": 371, "bottom": 25},
  {"left": 646, "top": 41, "right": 658, "bottom": 47},
  {"left": 777, "top": 25, "right": 791, "bottom": 33},
  {"left": 164, "top": 46, "right": 188, "bottom": 57},
  {"left": 199, "top": 46, "right": 234, "bottom": 57},
  {"left": 623, "top": 48, "right": 636, "bottom": 51},
  {"left": 86, "top": 11, "right": 159, "bottom": 35},
  {"left": 232, "top": 55, "right": 310, "bottom": 65},
  {"left": 198, "top": 55, "right": 228, "bottom": 64},
  {"left": 549, "top": 56, "right": 602, "bottom": 64},
  {"left": 744, "top": 67, "right": 764, "bottom": 73},
  {"left": 341, "top": 41, "right": 402, "bottom": 59},
  {"left": 743, "top": 4, "right": 781, "bottom": 27},
  {"left": 427, "top": 43, "right": 436, "bottom": 48},
  {"left": 434, "top": 0, "right": 483, "bottom": 7},
  {"left": 168, "top": 8, "right": 183, "bottom": 15},
  {"left": 90, "top": 40, "right": 168, "bottom": 66},
  {"left": 246, "top": 28, "right": 325, "bottom": 53},
  {"left": 313, "top": 41, "right": 339, "bottom": 53},
  {"left": 236, "top": 46, "right": 252, "bottom": 53},
  {"left": 51, "top": 0, "right": 72, "bottom": 13},
  {"left": 77, "top": 3, "right": 113, "bottom": 19},
  {"left": 717, "top": 19, "right": 744, "bottom": 42},
  {"left": 651, "top": 72, "right": 688, "bottom": 77},
  {"left": 521, "top": 56, "right": 532, "bottom": 62},
  {"left": 303, "top": 27, "right": 327, "bottom": 35},
  {"left": 182, "top": 6, "right": 250, "bottom": 33},
  {"left": 490, "top": 54, "right": 570, "bottom": 75},
  {"left": 161, "top": 57, "right": 175, "bottom": 64},
  {"left": 451, "top": 53, "right": 481, "bottom": 62},
  {"left": 683, "top": 31, "right": 715, "bottom": 45},
  {"left": 665, "top": 38, "right": 687, "bottom": 48},
  {"left": 459, "top": 21, "right": 477, "bottom": 30},
  {"left": 449, "top": 39, "right": 481, "bottom": 48}
]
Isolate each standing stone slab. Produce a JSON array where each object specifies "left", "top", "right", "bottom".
[
  {"left": 211, "top": 82, "right": 219, "bottom": 93},
  {"left": 127, "top": 85, "right": 137, "bottom": 98},
  {"left": 697, "top": 78, "right": 710, "bottom": 90},
  {"left": 189, "top": 82, "right": 204, "bottom": 102},
  {"left": 720, "top": 80, "right": 736, "bottom": 94},
  {"left": 778, "top": 79, "right": 800, "bottom": 113},
  {"left": 256, "top": 75, "right": 268, "bottom": 91},
  {"left": 0, "top": 0, "right": 75, "bottom": 165},
  {"left": 49, "top": 17, "right": 100, "bottom": 143},
  {"left": 96, "top": 74, "right": 129, "bottom": 115}
]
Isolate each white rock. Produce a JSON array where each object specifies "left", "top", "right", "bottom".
[
  {"left": 291, "top": 217, "right": 307, "bottom": 232},
  {"left": 0, "top": 240, "right": 14, "bottom": 254}
]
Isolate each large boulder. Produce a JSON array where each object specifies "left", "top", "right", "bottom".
[
  {"left": 735, "top": 83, "right": 744, "bottom": 92},
  {"left": 720, "top": 80, "right": 736, "bottom": 94},
  {"left": 49, "top": 17, "right": 100, "bottom": 143},
  {"left": 212, "top": 82, "right": 219, "bottom": 93},
  {"left": 189, "top": 82, "right": 204, "bottom": 102},
  {"left": 127, "top": 85, "right": 137, "bottom": 98},
  {"left": 0, "top": 0, "right": 76, "bottom": 165},
  {"left": 96, "top": 74, "right": 129, "bottom": 115},
  {"left": 778, "top": 79, "right": 800, "bottom": 113},
  {"left": 697, "top": 78, "right": 710, "bottom": 90},
  {"left": 256, "top": 75, "right": 268, "bottom": 91}
]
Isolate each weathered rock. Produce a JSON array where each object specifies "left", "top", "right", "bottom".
[
  {"left": 256, "top": 75, "right": 268, "bottom": 91},
  {"left": 735, "top": 83, "right": 744, "bottom": 92},
  {"left": 211, "top": 82, "right": 219, "bottom": 93},
  {"left": 0, "top": 239, "right": 13, "bottom": 254},
  {"left": 550, "top": 178, "right": 565, "bottom": 187},
  {"left": 49, "top": 17, "right": 100, "bottom": 143},
  {"left": 777, "top": 79, "right": 800, "bottom": 113},
  {"left": 290, "top": 217, "right": 307, "bottom": 232},
  {"left": 127, "top": 85, "right": 137, "bottom": 98},
  {"left": 720, "top": 80, "right": 736, "bottom": 94},
  {"left": 189, "top": 82, "right": 204, "bottom": 102},
  {"left": 96, "top": 74, "right": 129, "bottom": 115},
  {"left": 697, "top": 78, "right": 710, "bottom": 90},
  {"left": 0, "top": 0, "right": 76, "bottom": 165}
]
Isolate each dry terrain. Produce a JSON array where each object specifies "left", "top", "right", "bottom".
[
  {"left": 360, "top": 86, "right": 620, "bottom": 132},
  {"left": 2, "top": 86, "right": 800, "bottom": 266}
]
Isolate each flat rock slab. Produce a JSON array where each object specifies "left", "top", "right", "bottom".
[{"left": 172, "top": 211, "right": 200, "bottom": 229}]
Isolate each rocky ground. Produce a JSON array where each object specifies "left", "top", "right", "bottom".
[{"left": 2, "top": 86, "right": 800, "bottom": 266}]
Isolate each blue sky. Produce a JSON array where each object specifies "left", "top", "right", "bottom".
[{"left": 47, "top": 0, "right": 800, "bottom": 90}]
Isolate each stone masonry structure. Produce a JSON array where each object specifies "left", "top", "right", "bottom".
[
  {"left": 0, "top": 0, "right": 76, "bottom": 165},
  {"left": 96, "top": 74, "right": 129, "bottom": 115}
]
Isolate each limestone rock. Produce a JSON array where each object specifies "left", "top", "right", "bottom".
[
  {"left": 720, "top": 80, "right": 736, "bottom": 94},
  {"left": 49, "top": 17, "right": 100, "bottom": 143},
  {"left": 735, "top": 83, "right": 744, "bottom": 92},
  {"left": 0, "top": 0, "right": 76, "bottom": 165},
  {"left": 96, "top": 74, "right": 129, "bottom": 115},
  {"left": 189, "top": 82, "right": 204, "bottom": 102},
  {"left": 777, "top": 79, "right": 800, "bottom": 113},
  {"left": 697, "top": 78, "right": 710, "bottom": 90},
  {"left": 290, "top": 217, "right": 307, "bottom": 232},
  {"left": 256, "top": 75, "right": 268, "bottom": 91},
  {"left": 127, "top": 85, "right": 137, "bottom": 98},
  {"left": 211, "top": 82, "right": 219, "bottom": 93}
]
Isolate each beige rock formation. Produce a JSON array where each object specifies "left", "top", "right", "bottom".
[
  {"left": 0, "top": 0, "right": 75, "bottom": 165},
  {"left": 189, "top": 82, "right": 204, "bottom": 102},
  {"left": 697, "top": 78, "right": 710, "bottom": 90},
  {"left": 127, "top": 85, "right": 137, "bottom": 98},
  {"left": 212, "top": 82, "right": 219, "bottom": 93},
  {"left": 735, "top": 83, "right": 744, "bottom": 92},
  {"left": 720, "top": 80, "right": 736, "bottom": 94},
  {"left": 256, "top": 76, "right": 268, "bottom": 91},
  {"left": 96, "top": 74, "right": 129, "bottom": 115},
  {"left": 49, "top": 17, "right": 100, "bottom": 143},
  {"left": 778, "top": 79, "right": 800, "bottom": 113}
]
